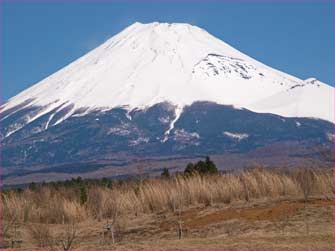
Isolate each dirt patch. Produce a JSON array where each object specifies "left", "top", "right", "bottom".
[
  {"left": 160, "top": 199, "right": 331, "bottom": 230},
  {"left": 185, "top": 201, "right": 304, "bottom": 229},
  {"left": 310, "top": 199, "right": 333, "bottom": 207}
]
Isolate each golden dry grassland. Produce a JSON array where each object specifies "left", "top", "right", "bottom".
[{"left": 1, "top": 167, "right": 334, "bottom": 250}]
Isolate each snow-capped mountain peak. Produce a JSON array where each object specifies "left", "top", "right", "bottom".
[
  {"left": 1, "top": 22, "right": 334, "bottom": 179},
  {"left": 1, "top": 22, "right": 333, "bottom": 127}
]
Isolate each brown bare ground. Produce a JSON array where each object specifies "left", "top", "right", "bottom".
[{"left": 2, "top": 198, "right": 333, "bottom": 250}]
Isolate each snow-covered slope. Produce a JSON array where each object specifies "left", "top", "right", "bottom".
[
  {"left": 249, "top": 78, "right": 334, "bottom": 122},
  {"left": 1, "top": 22, "right": 334, "bottom": 126}
]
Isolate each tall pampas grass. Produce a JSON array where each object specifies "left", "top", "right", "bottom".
[{"left": 1, "top": 167, "right": 333, "bottom": 225}]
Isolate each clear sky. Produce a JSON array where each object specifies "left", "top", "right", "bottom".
[{"left": 1, "top": 1, "right": 334, "bottom": 101}]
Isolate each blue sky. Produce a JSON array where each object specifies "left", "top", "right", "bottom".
[{"left": 1, "top": 1, "right": 334, "bottom": 101}]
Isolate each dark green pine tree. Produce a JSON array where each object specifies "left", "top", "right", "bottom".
[
  {"left": 161, "top": 168, "right": 170, "bottom": 178},
  {"left": 205, "top": 156, "right": 218, "bottom": 174},
  {"left": 184, "top": 163, "right": 195, "bottom": 175},
  {"left": 29, "top": 182, "right": 37, "bottom": 191},
  {"left": 79, "top": 185, "right": 88, "bottom": 205}
]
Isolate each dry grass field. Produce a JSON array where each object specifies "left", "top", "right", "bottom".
[{"left": 1, "top": 167, "right": 334, "bottom": 250}]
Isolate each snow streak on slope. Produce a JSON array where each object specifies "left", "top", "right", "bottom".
[
  {"left": 162, "top": 106, "right": 183, "bottom": 142},
  {"left": 1, "top": 22, "right": 334, "bottom": 128}
]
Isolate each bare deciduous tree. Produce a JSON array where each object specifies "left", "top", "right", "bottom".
[
  {"left": 296, "top": 168, "right": 316, "bottom": 202},
  {"left": 58, "top": 222, "right": 77, "bottom": 251},
  {"left": 28, "top": 223, "right": 53, "bottom": 248},
  {"left": 100, "top": 198, "right": 125, "bottom": 245},
  {"left": 176, "top": 183, "right": 184, "bottom": 240},
  {"left": 295, "top": 168, "right": 316, "bottom": 234}
]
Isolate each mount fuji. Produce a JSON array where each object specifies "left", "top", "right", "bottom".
[{"left": 1, "top": 22, "right": 333, "bottom": 185}]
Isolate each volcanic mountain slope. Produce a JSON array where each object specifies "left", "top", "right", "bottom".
[{"left": 0, "top": 22, "right": 333, "bottom": 183}]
